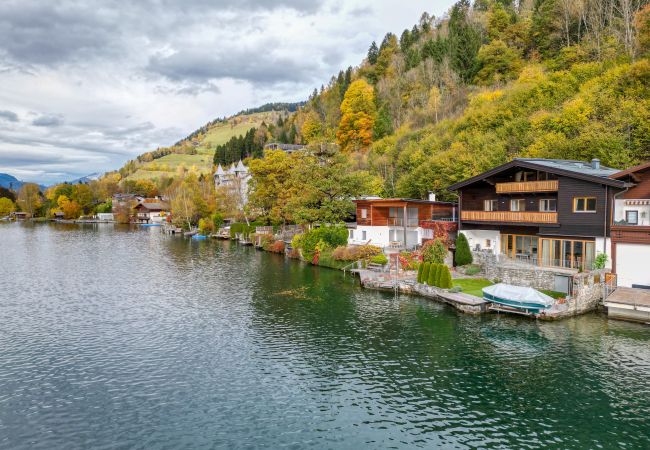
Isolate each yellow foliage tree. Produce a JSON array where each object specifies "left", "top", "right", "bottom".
[{"left": 336, "top": 79, "right": 376, "bottom": 153}]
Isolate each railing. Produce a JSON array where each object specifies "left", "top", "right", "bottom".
[
  {"left": 494, "top": 253, "right": 593, "bottom": 271},
  {"left": 461, "top": 211, "right": 558, "bottom": 224},
  {"left": 496, "top": 180, "right": 559, "bottom": 194},
  {"left": 387, "top": 218, "right": 419, "bottom": 227}
]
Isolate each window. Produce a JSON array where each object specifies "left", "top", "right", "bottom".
[
  {"left": 348, "top": 229, "right": 354, "bottom": 239},
  {"left": 485, "top": 239, "right": 492, "bottom": 248},
  {"left": 539, "top": 199, "right": 557, "bottom": 212},
  {"left": 361, "top": 230, "right": 367, "bottom": 241},
  {"left": 574, "top": 197, "right": 597, "bottom": 212},
  {"left": 360, "top": 208, "right": 368, "bottom": 219},
  {"left": 510, "top": 199, "right": 526, "bottom": 212},
  {"left": 626, "top": 210, "right": 639, "bottom": 225},
  {"left": 484, "top": 199, "right": 498, "bottom": 211}
]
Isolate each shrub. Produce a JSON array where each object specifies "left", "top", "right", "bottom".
[
  {"left": 463, "top": 264, "right": 481, "bottom": 276},
  {"left": 417, "top": 263, "right": 425, "bottom": 283},
  {"left": 455, "top": 233, "right": 473, "bottom": 266},
  {"left": 428, "top": 263, "right": 439, "bottom": 286},
  {"left": 269, "top": 240, "right": 285, "bottom": 254},
  {"left": 421, "top": 238, "right": 447, "bottom": 264},
  {"left": 439, "top": 265, "right": 453, "bottom": 289},
  {"left": 294, "top": 226, "right": 349, "bottom": 260},
  {"left": 421, "top": 262, "right": 431, "bottom": 284},
  {"left": 198, "top": 217, "right": 214, "bottom": 235},
  {"left": 370, "top": 254, "right": 388, "bottom": 265},
  {"left": 593, "top": 253, "right": 608, "bottom": 270},
  {"left": 260, "top": 234, "right": 275, "bottom": 251},
  {"left": 332, "top": 244, "right": 382, "bottom": 261},
  {"left": 398, "top": 251, "right": 419, "bottom": 270}
]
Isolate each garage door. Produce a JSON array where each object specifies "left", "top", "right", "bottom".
[{"left": 617, "top": 244, "right": 650, "bottom": 288}]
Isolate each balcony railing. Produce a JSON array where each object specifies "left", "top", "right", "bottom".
[
  {"left": 388, "top": 218, "right": 419, "bottom": 227},
  {"left": 462, "top": 210, "right": 558, "bottom": 224},
  {"left": 496, "top": 180, "right": 559, "bottom": 194}
]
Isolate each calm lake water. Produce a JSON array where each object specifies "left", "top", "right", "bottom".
[{"left": 1, "top": 223, "right": 649, "bottom": 449}]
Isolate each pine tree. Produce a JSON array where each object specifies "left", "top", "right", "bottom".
[
  {"left": 455, "top": 233, "right": 473, "bottom": 266},
  {"left": 448, "top": 0, "right": 482, "bottom": 83},
  {"left": 367, "top": 41, "right": 379, "bottom": 64},
  {"left": 439, "top": 265, "right": 453, "bottom": 289},
  {"left": 417, "top": 262, "right": 424, "bottom": 283}
]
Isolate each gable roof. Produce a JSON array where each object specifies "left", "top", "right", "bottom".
[
  {"left": 353, "top": 197, "right": 456, "bottom": 206},
  {"left": 448, "top": 158, "right": 627, "bottom": 191},
  {"left": 609, "top": 160, "right": 650, "bottom": 180}
]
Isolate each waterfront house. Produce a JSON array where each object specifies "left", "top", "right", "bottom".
[
  {"left": 348, "top": 196, "right": 457, "bottom": 250},
  {"left": 133, "top": 199, "right": 169, "bottom": 224},
  {"left": 608, "top": 161, "right": 650, "bottom": 288},
  {"left": 447, "top": 158, "right": 627, "bottom": 272}
]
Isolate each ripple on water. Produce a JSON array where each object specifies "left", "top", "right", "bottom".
[{"left": 0, "top": 223, "right": 649, "bottom": 449}]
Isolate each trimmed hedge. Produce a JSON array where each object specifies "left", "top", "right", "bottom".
[
  {"left": 421, "top": 262, "right": 431, "bottom": 284},
  {"left": 417, "top": 263, "right": 425, "bottom": 283},
  {"left": 427, "top": 263, "right": 438, "bottom": 286},
  {"left": 439, "top": 265, "right": 453, "bottom": 288}
]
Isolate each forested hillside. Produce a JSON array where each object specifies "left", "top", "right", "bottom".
[{"left": 275, "top": 0, "right": 650, "bottom": 201}]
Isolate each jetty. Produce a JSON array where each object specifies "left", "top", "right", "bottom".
[{"left": 604, "top": 287, "right": 650, "bottom": 323}]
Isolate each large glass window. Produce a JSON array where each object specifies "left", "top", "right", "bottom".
[
  {"left": 407, "top": 207, "right": 419, "bottom": 227},
  {"left": 537, "top": 238, "right": 596, "bottom": 270}
]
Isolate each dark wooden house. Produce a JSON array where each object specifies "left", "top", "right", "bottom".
[{"left": 448, "top": 158, "right": 628, "bottom": 271}]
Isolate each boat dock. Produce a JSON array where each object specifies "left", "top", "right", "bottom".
[{"left": 604, "top": 287, "right": 650, "bottom": 323}]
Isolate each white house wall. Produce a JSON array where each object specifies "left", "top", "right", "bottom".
[
  {"left": 616, "top": 243, "right": 650, "bottom": 288},
  {"left": 595, "top": 237, "right": 612, "bottom": 269},
  {"left": 614, "top": 199, "right": 650, "bottom": 225}
]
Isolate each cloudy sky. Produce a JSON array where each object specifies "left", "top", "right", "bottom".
[{"left": 0, "top": 0, "right": 455, "bottom": 184}]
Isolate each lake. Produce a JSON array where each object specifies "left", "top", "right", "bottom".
[{"left": 1, "top": 223, "right": 649, "bottom": 449}]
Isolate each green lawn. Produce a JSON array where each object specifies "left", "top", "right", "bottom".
[
  {"left": 453, "top": 278, "right": 493, "bottom": 298},
  {"left": 540, "top": 289, "right": 566, "bottom": 299}
]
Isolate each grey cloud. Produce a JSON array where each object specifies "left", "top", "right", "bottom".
[
  {"left": 0, "top": 110, "right": 18, "bottom": 122},
  {"left": 147, "top": 49, "right": 320, "bottom": 86},
  {"left": 32, "top": 114, "right": 64, "bottom": 127}
]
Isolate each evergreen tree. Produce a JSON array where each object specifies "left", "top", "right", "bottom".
[
  {"left": 439, "top": 265, "right": 453, "bottom": 289},
  {"left": 373, "top": 103, "right": 393, "bottom": 139},
  {"left": 417, "top": 262, "right": 424, "bottom": 283},
  {"left": 421, "top": 262, "right": 431, "bottom": 284},
  {"left": 448, "top": 0, "right": 482, "bottom": 83},
  {"left": 455, "top": 233, "right": 473, "bottom": 266},
  {"left": 428, "top": 263, "right": 439, "bottom": 286},
  {"left": 367, "top": 41, "right": 379, "bottom": 64}
]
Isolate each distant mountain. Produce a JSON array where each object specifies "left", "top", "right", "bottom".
[
  {"left": 0, "top": 173, "right": 25, "bottom": 191},
  {"left": 67, "top": 173, "right": 102, "bottom": 184}
]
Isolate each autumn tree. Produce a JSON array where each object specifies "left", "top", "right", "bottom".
[
  {"left": 247, "top": 150, "right": 297, "bottom": 224},
  {"left": 16, "top": 183, "right": 42, "bottom": 217},
  {"left": 0, "top": 197, "right": 16, "bottom": 216},
  {"left": 336, "top": 79, "right": 377, "bottom": 153}
]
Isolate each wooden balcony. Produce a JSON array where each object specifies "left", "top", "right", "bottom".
[
  {"left": 496, "top": 180, "right": 559, "bottom": 194},
  {"left": 461, "top": 211, "right": 558, "bottom": 224},
  {"left": 611, "top": 225, "right": 650, "bottom": 244}
]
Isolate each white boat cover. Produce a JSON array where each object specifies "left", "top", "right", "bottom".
[{"left": 482, "top": 283, "right": 555, "bottom": 308}]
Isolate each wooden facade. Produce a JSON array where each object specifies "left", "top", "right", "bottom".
[
  {"left": 355, "top": 199, "right": 455, "bottom": 227},
  {"left": 496, "top": 180, "right": 559, "bottom": 194}
]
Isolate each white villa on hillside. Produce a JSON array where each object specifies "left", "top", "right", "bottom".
[{"left": 214, "top": 160, "right": 251, "bottom": 205}]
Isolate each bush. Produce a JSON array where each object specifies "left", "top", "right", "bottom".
[
  {"left": 332, "top": 244, "right": 382, "bottom": 261},
  {"left": 198, "top": 217, "right": 214, "bottom": 235},
  {"left": 593, "top": 253, "right": 608, "bottom": 270},
  {"left": 421, "top": 238, "right": 447, "bottom": 264},
  {"left": 417, "top": 263, "right": 425, "bottom": 283},
  {"left": 439, "top": 265, "right": 453, "bottom": 289},
  {"left": 398, "top": 251, "right": 419, "bottom": 270},
  {"left": 370, "top": 254, "right": 388, "bottom": 265},
  {"left": 455, "top": 233, "right": 473, "bottom": 266},
  {"left": 463, "top": 264, "right": 481, "bottom": 276},
  {"left": 294, "top": 225, "right": 349, "bottom": 260},
  {"left": 269, "top": 240, "right": 285, "bottom": 254},
  {"left": 428, "top": 263, "right": 439, "bottom": 286},
  {"left": 421, "top": 262, "right": 431, "bottom": 284}
]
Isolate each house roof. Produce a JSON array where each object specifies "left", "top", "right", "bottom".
[
  {"left": 136, "top": 201, "right": 169, "bottom": 211},
  {"left": 447, "top": 158, "right": 627, "bottom": 191},
  {"left": 215, "top": 164, "right": 224, "bottom": 175},
  {"left": 235, "top": 160, "right": 248, "bottom": 172},
  {"left": 353, "top": 197, "right": 456, "bottom": 206},
  {"left": 609, "top": 160, "right": 650, "bottom": 180}
]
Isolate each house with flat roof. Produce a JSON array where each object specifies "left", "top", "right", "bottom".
[
  {"left": 349, "top": 196, "right": 457, "bottom": 250},
  {"left": 448, "top": 158, "right": 628, "bottom": 271}
]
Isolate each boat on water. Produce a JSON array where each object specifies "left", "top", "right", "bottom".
[
  {"left": 482, "top": 283, "right": 555, "bottom": 314},
  {"left": 139, "top": 223, "right": 161, "bottom": 227},
  {"left": 191, "top": 234, "right": 207, "bottom": 240}
]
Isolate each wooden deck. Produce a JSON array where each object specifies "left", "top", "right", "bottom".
[{"left": 604, "top": 287, "right": 650, "bottom": 323}]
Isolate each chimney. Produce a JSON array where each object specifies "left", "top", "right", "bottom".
[
  {"left": 591, "top": 158, "right": 601, "bottom": 170},
  {"left": 428, "top": 191, "right": 436, "bottom": 202}
]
